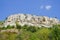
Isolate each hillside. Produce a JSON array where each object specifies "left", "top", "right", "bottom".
[
  {"left": 0, "top": 24, "right": 60, "bottom": 40},
  {"left": 0, "top": 14, "right": 60, "bottom": 40}
]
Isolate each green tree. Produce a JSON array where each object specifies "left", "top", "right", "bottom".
[
  {"left": 16, "top": 24, "right": 21, "bottom": 29},
  {"left": 27, "top": 26, "right": 37, "bottom": 33},
  {"left": 22, "top": 24, "right": 28, "bottom": 29},
  {"left": 15, "top": 21, "right": 21, "bottom": 30},
  {"left": 6, "top": 25, "right": 14, "bottom": 29},
  {"left": 50, "top": 25, "right": 60, "bottom": 40}
]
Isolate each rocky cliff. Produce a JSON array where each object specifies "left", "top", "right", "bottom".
[{"left": 4, "top": 14, "right": 60, "bottom": 27}]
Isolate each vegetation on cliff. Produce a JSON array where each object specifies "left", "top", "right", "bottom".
[{"left": 0, "top": 23, "right": 60, "bottom": 40}]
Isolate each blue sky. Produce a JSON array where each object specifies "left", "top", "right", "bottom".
[{"left": 0, "top": 0, "right": 60, "bottom": 20}]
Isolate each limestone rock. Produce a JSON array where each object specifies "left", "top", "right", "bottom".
[{"left": 4, "top": 14, "right": 60, "bottom": 27}]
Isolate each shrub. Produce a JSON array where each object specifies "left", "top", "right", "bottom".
[
  {"left": 27, "top": 26, "right": 37, "bottom": 33},
  {"left": 6, "top": 25, "right": 14, "bottom": 29},
  {"left": 16, "top": 24, "right": 21, "bottom": 29},
  {"left": 16, "top": 34, "right": 23, "bottom": 40},
  {"left": 22, "top": 24, "right": 28, "bottom": 29},
  {"left": 1, "top": 27, "right": 6, "bottom": 30}
]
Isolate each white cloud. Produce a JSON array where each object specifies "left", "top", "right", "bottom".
[
  {"left": 45, "top": 5, "right": 52, "bottom": 10},
  {"left": 40, "top": 5, "right": 52, "bottom": 10}
]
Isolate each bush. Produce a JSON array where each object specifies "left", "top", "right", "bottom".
[
  {"left": 1, "top": 27, "right": 6, "bottom": 30},
  {"left": 16, "top": 24, "right": 21, "bottom": 29},
  {"left": 27, "top": 26, "right": 37, "bottom": 33},
  {"left": 22, "top": 24, "right": 28, "bottom": 29},
  {"left": 6, "top": 25, "right": 14, "bottom": 29},
  {"left": 16, "top": 34, "right": 23, "bottom": 40},
  {"left": 51, "top": 25, "right": 60, "bottom": 40}
]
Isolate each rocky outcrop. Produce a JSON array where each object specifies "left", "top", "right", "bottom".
[
  {"left": 4, "top": 14, "right": 60, "bottom": 27},
  {"left": 0, "top": 29, "right": 19, "bottom": 33}
]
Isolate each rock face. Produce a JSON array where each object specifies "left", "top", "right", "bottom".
[{"left": 4, "top": 14, "right": 60, "bottom": 27}]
